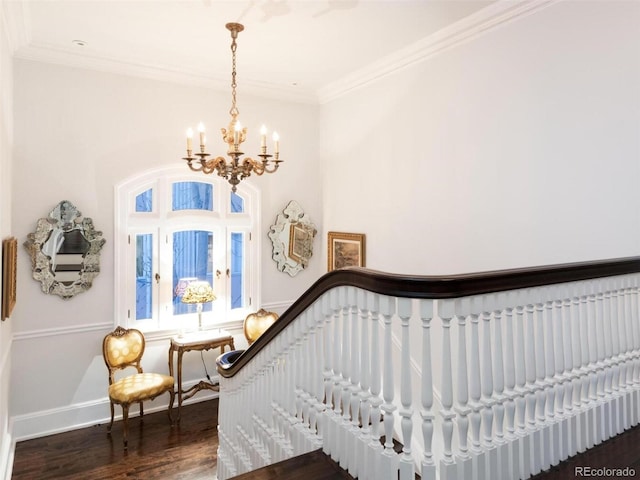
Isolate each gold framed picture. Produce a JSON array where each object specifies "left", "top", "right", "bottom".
[
  {"left": 2, "top": 237, "right": 17, "bottom": 321},
  {"left": 327, "top": 231, "right": 366, "bottom": 272}
]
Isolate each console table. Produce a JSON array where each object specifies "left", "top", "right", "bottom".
[{"left": 168, "top": 329, "right": 235, "bottom": 420}]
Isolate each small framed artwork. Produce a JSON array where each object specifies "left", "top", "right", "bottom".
[
  {"left": 2, "top": 237, "right": 17, "bottom": 321},
  {"left": 327, "top": 231, "right": 366, "bottom": 272}
]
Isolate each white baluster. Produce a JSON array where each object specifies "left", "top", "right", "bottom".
[
  {"left": 501, "top": 292, "right": 520, "bottom": 479},
  {"left": 468, "top": 302, "right": 485, "bottom": 479},
  {"left": 514, "top": 301, "right": 531, "bottom": 479},
  {"left": 331, "top": 290, "right": 344, "bottom": 461},
  {"left": 452, "top": 298, "right": 472, "bottom": 480},
  {"left": 552, "top": 298, "right": 567, "bottom": 462},
  {"left": 543, "top": 296, "right": 559, "bottom": 468},
  {"left": 439, "top": 304, "right": 456, "bottom": 480},
  {"left": 611, "top": 279, "right": 624, "bottom": 435},
  {"left": 380, "top": 295, "right": 398, "bottom": 480},
  {"left": 524, "top": 302, "right": 541, "bottom": 475},
  {"left": 480, "top": 305, "right": 497, "bottom": 480},
  {"left": 578, "top": 284, "right": 590, "bottom": 447},
  {"left": 561, "top": 294, "right": 577, "bottom": 458},
  {"left": 367, "top": 293, "right": 383, "bottom": 480},
  {"left": 621, "top": 277, "right": 634, "bottom": 428},
  {"left": 491, "top": 299, "right": 508, "bottom": 480},
  {"left": 398, "top": 297, "right": 415, "bottom": 480},
  {"left": 570, "top": 290, "right": 586, "bottom": 454},
  {"left": 313, "top": 302, "right": 327, "bottom": 445},
  {"left": 357, "top": 289, "right": 372, "bottom": 479},
  {"left": 338, "top": 288, "right": 351, "bottom": 470},
  {"left": 586, "top": 286, "right": 599, "bottom": 447},
  {"left": 347, "top": 287, "right": 361, "bottom": 477},
  {"left": 300, "top": 312, "right": 312, "bottom": 436},
  {"left": 322, "top": 295, "right": 335, "bottom": 456},
  {"left": 594, "top": 289, "right": 607, "bottom": 444},
  {"left": 534, "top": 301, "right": 549, "bottom": 470},
  {"left": 420, "top": 299, "right": 436, "bottom": 480}
]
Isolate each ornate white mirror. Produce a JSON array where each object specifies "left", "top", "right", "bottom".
[
  {"left": 24, "top": 200, "right": 106, "bottom": 299},
  {"left": 268, "top": 200, "right": 317, "bottom": 277}
]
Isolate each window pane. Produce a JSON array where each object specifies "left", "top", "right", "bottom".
[
  {"left": 172, "top": 182, "right": 213, "bottom": 211},
  {"left": 135, "top": 188, "right": 153, "bottom": 212},
  {"left": 230, "top": 192, "right": 244, "bottom": 213},
  {"left": 173, "top": 230, "right": 214, "bottom": 315},
  {"left": 230, "top": 232, "right": 244, "bottom": 309},
  {"left": 136, "top": 234, "right": 153, "bottom": 320}
]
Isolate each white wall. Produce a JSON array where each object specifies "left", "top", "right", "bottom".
[
  {"left": 0, "top": 1, "right": 14, "bottom": 477},
  {"left": 320, "top": 0, "right": 640, "bottom": 275},
  {"left": 9, "top": 60, "right": 321, "bottom": 440}
]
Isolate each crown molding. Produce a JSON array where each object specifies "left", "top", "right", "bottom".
[
  {"left": 6, "top": 0, "right": 557, "bottom": 106},
  {"left": 13, "top": 43, "right": 318, "bottom": 104},
  {"left": 1, "top": 0, "right": 31, "bottom": 53},
  {"left": 317, "top": 0, "right": 558, "bottom": 104}
]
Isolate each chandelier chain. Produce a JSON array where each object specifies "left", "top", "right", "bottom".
[{"left": 229, "top": 33, "right": 239, "bottom": 118}]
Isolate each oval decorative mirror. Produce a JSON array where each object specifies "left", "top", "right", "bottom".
[
  {"left": 24, "top": 200, "right": 106, "bottom": 299},
  {"left": 268, "top": 200, "right": 317, "bottom": 277}
]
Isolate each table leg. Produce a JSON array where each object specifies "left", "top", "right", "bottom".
[
  {"left": 168, "top": 346, "right": 175, "bottom": 418},
  {"left": 177, "top": 348, "right": 184, "bottom": 421}
]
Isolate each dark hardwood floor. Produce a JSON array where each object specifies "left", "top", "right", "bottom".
[
  {"left": 11, "top": 397, "right": 640, "bottom": 479},
  {"left": 12, "top": 399, "right": 220, "bottom": 480}
]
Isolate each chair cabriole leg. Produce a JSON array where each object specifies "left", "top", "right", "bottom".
[
  {"left": 123, "top": 404, "right": 130, "bottom": 449},
  {"left": 108, "top": 400, "right": 114, "bottom": 434},
  {"left": 168, "top": 390, "right": 175, "bottom": 424}
]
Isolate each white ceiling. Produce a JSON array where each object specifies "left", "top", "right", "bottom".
[{"left": 4, "top": 0, "right": 531, "bottom": 103}]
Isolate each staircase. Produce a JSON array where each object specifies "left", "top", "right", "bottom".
[{"left": 216, "top": 259, "right": 640, "bottom": 480}]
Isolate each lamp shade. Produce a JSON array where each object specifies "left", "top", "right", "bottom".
[{"left": 181, "top": 281, "right": 216, "bottom": 304}]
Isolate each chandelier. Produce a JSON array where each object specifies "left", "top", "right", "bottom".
[{"left": 182, "top": 22, "right": 282, "bottom": 192}]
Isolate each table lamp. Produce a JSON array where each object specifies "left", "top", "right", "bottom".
[{"left": 181, "top": 281, "right": 216, "bottom": 331}]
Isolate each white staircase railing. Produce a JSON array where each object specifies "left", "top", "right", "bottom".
[{"left": 216, "top": 258, "right": 640, "bottom": 480}]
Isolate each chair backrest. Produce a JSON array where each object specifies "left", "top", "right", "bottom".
[
  {"left": 243, "top": 309, "right": 279, "bottom": 345},
  {"left": 102, "top": 326, "right": 145, "bottom": 384}
]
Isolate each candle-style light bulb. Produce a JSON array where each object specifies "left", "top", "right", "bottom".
[
  {"left": 272, "top": 131, "right": 280, "bottom": 155},
  {"left": 234, "top": 121, "right": 242, "bottom": 146},
  {"left": 260, "top": 125, "right": 267, "bottom": 148},
  {"left": 186, "top": 128, "right": 193, "bottom": 152},
  {"left": 197, "top": 122, "right": 205, "bottom": 148}
]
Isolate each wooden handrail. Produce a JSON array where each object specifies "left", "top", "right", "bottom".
[{"left": 218, "top": 256, "right": 640, "bottom": 377}]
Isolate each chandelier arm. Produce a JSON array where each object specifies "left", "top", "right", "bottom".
[
  {"left": 261, "top": 161, "right": 281, "bottom": 174},
  {"left": 201, "top": 157, "right": 227, "bottom": 175},
  {"left": 236, "top": 158, "right": 256, "bottom": 177},
  {"left": 184, "top": 158, "right": 205, "bottom": 172}
]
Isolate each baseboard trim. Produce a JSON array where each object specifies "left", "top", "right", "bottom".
[
  {"left": 0, "top": 429, "right": 14, "bottom": 480},
  {"left": 11, "top": 379, "right": 220, "bottom": 443}
]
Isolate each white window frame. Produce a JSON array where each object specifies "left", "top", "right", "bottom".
[{"left": 115, "top": 165, "right": 261, "bottom": 336}]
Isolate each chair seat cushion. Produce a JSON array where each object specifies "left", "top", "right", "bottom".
[{"left": 109, "top": 373, "right": 174, "bottom": 404}]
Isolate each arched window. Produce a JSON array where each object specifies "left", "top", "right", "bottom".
[{"left": 115, "top": 166, "right": 260, "bottom": 333}]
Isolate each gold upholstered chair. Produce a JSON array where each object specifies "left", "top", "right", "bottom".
[{"left": 102, "top": 326, "right": 175, "bottom": 449}]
